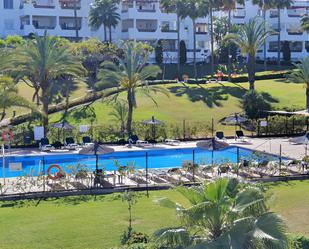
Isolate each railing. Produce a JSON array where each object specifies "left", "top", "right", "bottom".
[
  {"left": 137, "top": 28, "right": 157, "bottom": 32},
  {"left": 33, "top": 3, "right": 55, "bottom": 8}
]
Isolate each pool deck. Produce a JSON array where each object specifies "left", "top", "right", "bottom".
[{"left": 2, "top": 136, "right": 307, "bottom": 160}]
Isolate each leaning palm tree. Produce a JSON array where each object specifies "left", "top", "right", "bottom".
[
  {"left": 13, "top": 33, "right": 85, "bottom": 135},
  {"left": 289, "top": 56, "right": 309, "bottom": 112},
  {"left": 224, "top": 17, "right": 275, "bottom": 90},
  {"left": 0, "top": 76, "right": 38, "bottom": 121},
  {"left": 89, "top": 0, "right": 120, "bottom": 42},
  {"left": 160, "top": 0, "right": 186, "bottom": 80},
  {"left": 155, "top": 178, "right": 289, "bottom": 249},
  {"left": 97, "top": 41, "right": 168, "bottom": 136},
  {"left": 252, "top": 0, "right": 276, "bottom": 71},
  {"left": 273, "top": 0, "right": 294, "bottom": 67}
]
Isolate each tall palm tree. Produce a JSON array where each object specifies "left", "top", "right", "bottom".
[
  {"left": 289, "top": 56, "right": 309, "bottom": 112},
  {"left": 160, "top": 0, "right": 185, "bottom": 80},
  {"left": 0, "top": 76, "right": 38, "bottom": 121},
  {"left": 97, "top": 41, "right": 168, "bottom": 136},
  {"left": 155, "top": 178, "right": 289, "bottom": 249},
  {"left": 273, "top": 0, "right": 294, "bottom": 67},
  {"left": 225, "top": 17, "right": 274, "bottom": 90},
  {"left": 89, "top": 0, "right": 120, "bottom": 43},
  {"left": 222, "top": 0, "right": 244, "bottom": 81},
  {"left": 13, "top": 33, "right": 85, "bottom": 135},
  {"left": 180, "top": 0, "right": 209, "bottom": 80},
  {"left": 252, "top": 0, "right": 276, "bottom": 71}
]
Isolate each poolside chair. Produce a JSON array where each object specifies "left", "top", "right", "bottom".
[
  {"left": 53, "top": 141, "right": 63, "bottom": 149},
  {"left": 235, "top": 130, "right": 249, "bottom": 142},
  {"left": 39, "top": 138, "right": 55, "bottom": 151},
  {"left": 64, "top": 137, "right": 78, "bottom": 150},
  {"left": 82, "top": 136, "right": 94, "bottom": 147},
  {"left": 128, "top": 135, "right": 148, "bottom": 145},
  {"left": 215, "top": 131, "right": 226, "bottom": 141},
  {"left": 164, "top": 138, "right": 180, "bottom": 145}
]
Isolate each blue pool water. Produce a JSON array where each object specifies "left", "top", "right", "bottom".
[{"left": 0, "top": 146, "right": 282, "bottom": 178}]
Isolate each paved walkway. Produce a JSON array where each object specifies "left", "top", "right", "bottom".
[{"left": 2, "top": 136, "right": 307, "bottom": 160}]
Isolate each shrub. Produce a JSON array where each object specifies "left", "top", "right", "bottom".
[
  {"left": 180, "top": 40, "right": 187, "bottom": 64},
  {"left": 242, "top": 90, "right": 271, "bottom": 120},
  {"left": 292, "top": 235, "right": 309, "bottom": 249}
]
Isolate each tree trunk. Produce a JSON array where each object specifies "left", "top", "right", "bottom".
[
  {"left": 247, "top": 54, "right": 256, "bottom": 90},
  {"left": 41, "top": 86, "right": 49, "bottom": 137},
  {"left": 210, "top": 4, "right": 214, "bottom": 77},
  {"left": 109, "top": 25, "right": 112, "bottom": 43},
  {"left": 193, "top": 19, "right": 197, "bottom": 80},
  {"left": 126, "top": 89, "right": 134, "bottom": 136},
  {"left": 1, "top": 109, "right": 6, "bottom": 121},
  {"left": 73, "top": 0, "right": 79, "bottom": 39},
  {"left": 263, "top": 9, "right": 267, "bottom": 71},
  {"left": 104, "top": 25, "right": 107, "bottom": 42},
  {"left": 177, "top": 14, "right": 181, "bottom": 80},
  {"left": 277, "top": 7, "right": 281, "bottom": 67},
  {"left": 228, "top": 9, "right": 232, "bottom": 82},
  {"left": 32, "top": 86, "right": 40, "bottom": 106},
  {"left": 307, "top": 86, "right": 309, "bottom": 112}
]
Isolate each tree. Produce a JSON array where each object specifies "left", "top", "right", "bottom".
[
  {"left": 155, "top": 39, "right": 163, "bottom": 65},
  {"left": 242, "top": 90, "right": 271, "bottom": 120},
  {"left": 282, "top": 41, "right": 291, "bottom": 63},
  {"left": 289, "top": 56, "right": 309, "bottom": 111},
  {"left": 97, "top": 41, "right": 168, "bottom": 135},
  {"left": 155, "top": 178, "right": 289, "bottom": 249},
  {"left": 224, "top": 17, "right": 274, "bottom": 90},
  {"left": 160, "top": 0, "right": 186, "bottom": 79},
  {"left": 222, "top": 0, "right": 244, "bottom": 81},
  {"left": 0, "top": 76, "right": 38, "bottom": 121},
  {"left": 179, "top": 40, "right": 187, "bottom": 64},
  {"left": 108, "top": 101, "right": 128, "bottom": 137},
  {"left": 251, "top": 0, "right": 276, "bottom": 71},
  {"left": 89, "top": 0, "right": 120, "bottom": 42},
  {"left": 13, "top": 33, "right": 85, "bottom": 135},
  {"left": 272, "top": 0, "right": 294, "bottom": 67}
]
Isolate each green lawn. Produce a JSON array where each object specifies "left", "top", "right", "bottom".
[
  {"left": 0, "top": 181, "right": 308, "bottom": 249},
  {"left": 50, "top": 79, "right": 305, "bottom": 135}
]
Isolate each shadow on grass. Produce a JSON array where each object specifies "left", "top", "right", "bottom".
[{"left": 167, "top": 84, "right": 279, "bottom": 108}]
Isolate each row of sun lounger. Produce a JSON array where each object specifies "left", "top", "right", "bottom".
[{"left": 39, "top": 136, "right": 94, "bottom": 151}]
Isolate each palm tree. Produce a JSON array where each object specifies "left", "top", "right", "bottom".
[
  {"left": 73, "top": 0, "right": 79, "bottom": 39},
  {"left": 289, "top": 56, "right": 309, "bottom": 112},
  {"left": 252, "top": 0, "right": 276, "bottom": 71},
  {"left": 108, "top": 101, "right": 128, "bottom": 136},
  {"left": 13, "top": 33, "right": 85, "bottom": 135},
  {"left": 273, "top": 0, "right": 294, "bottom": 67},
  {"left": 0, "top": 76, "right": 38, "bottom": 121},
  {"left": 222, "top": 0, "right": 244, "bottom": 81},
  {"left": 224, "top": 17, "right": 274, "bottom": 90},
  {"left": 89, "top": 0, "right": 120, "bottom": 43},
  {"left": 155, "top": 178, "right": 289, "bottom": 249},
  {"left": 97, "top": 41, "right": 168, "bottom": 136},
  {"left": 160, "top": 0, "right": 185, "bottom": 80}
]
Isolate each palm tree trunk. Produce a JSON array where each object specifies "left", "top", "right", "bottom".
[
  {"left": 1, "top": 109, "right": 6, "bottom": 121},
  {"left": 307, "top": 87, "right": 309, "bottom": 111},
  {"left": 41, "top": 86, "right": 49, "bottom": 136},
  {"left": 104, "top": 25, "right": 107, "bottom": 42},
  {"left": 177, "top": 14, "right": 181, "bottom": 80},
  {"left": 126, "top": 89, "right": 134, "bottom": 136},
  {"left": 32, "top": 86, "right": 40, "bottom": 106},
  {"left": 247, "top": 54, "right": 256, "bottom": 90},
  {"left": 193, "top": 19, "right": 197, "bottom": 80},
  {"left": 109, "top": 25, "right": 112, "bottom": 43},
  {"left": 228, "top": 9, "right": 232, "bottom": 82},
  {"left": 73, "top": 0, "right": 79, "bottom": 39},
  {"left": 277, "top": 7, "right": 281, "bottom": 67},
  {"left": 263, "top": 9, "right": 267, "bottom": 71},
  {"left": 210, "top": 4, "right": 214, "bottom": 77}
]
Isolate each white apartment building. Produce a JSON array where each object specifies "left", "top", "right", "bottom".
[{"left": 233, "top": 0, "right": 309, "bottom": 61}]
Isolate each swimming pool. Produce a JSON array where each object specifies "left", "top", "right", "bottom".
[{"left": 0, "top": 146, "right": 282, "bottom": 178}]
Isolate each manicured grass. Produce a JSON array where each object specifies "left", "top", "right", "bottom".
[
  {"left": 51, "top": 79, "right": 305, "bottom": 135},
  {"left": 0, "top": 181, "right": 308, "bottom": 249}
]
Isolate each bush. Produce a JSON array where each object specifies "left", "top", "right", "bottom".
[
  {"left": 242, "top": 90, "right": 271, "bottom": 120},
  {"left": 292, "top": 235, "right": 309, "bottom": 249}
]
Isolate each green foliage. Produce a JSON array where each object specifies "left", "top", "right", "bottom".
[
  {"left": 155, "top": 40, "right": 163, "bottom": 65},
  {"left": 179, "top": 40, "right": 187, "bottom": 65},
  {"left": 242, "top": 90, "right": 271, "bottom": 120},
  {"left": 282, "top": 41, "right": 291, "bottom": 62},
  {"left": 292, "top": 235, "right": 309, "bottom": 249}
]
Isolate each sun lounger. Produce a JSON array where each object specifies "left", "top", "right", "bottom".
[
  {"left": 165, "top": 139, "right": 180, "bottom": 145},
  {"left": 82, "top": 136, "right": 94, "bottom": 147},
  {"left": 64, "top": 137, "right": 78, "bottom": 150},
  {"left": 39, "top": 138, "right": 55, "bottom": 151},
  {"left": 235, "top": 130, "right": 249, "bottom": 142},
  {"left": 128, "top": 135, "right": 148, "bottom": 145},
  {"left": 215, "top": 131, "right": 226, "bottom": 141}
]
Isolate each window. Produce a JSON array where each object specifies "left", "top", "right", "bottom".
[
  {"left": 4, "top": 19, "right": 14, "bottom": 30},
  {"left": 4, "top": 0, "right": 13, "bottom": 9}
]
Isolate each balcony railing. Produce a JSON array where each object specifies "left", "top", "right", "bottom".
[
  {"left": 137, "top": 28, "right": 157, "bottom": 32},
  {"left": 161, "top": 27, "right": 177, "bottom": 33},
  {"left": 33, "top": 3, "right": 55, "bottom": 8},
  {"left": 33, "top": 25, "right": 56, "bottom": 29},
  {"left": 270, "top": 10, "right": 279, "bottom": 18}
]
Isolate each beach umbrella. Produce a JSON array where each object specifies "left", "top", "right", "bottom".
[
  {"left": 52, "top": 121, "right": 75, "bottom": 140},
  {"left": 289, "top": 132, "right": 309, "bottom": 156},
  {"left": 223, "top": 113, "right": 247, "bottom": 133},
  {"left": 79, "top": 140, "right": 114, "bottom": 172},
  {"left": 143, "top": 116, "right": 163, "bottom": 140},
  {"left": 197, "top": 139, "right": 229, "bottom": 166}
]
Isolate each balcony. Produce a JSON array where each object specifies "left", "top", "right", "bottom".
[
  {"left": 59, "top": 17, "right": 82, "bottom": 30},
  {"left": 136, "top": 19, "right": 157, "bottom": 32},
  {"left": 270, "top": 10, "right": 279, "bottom": 18},
  {"left": 32, "top": 16, "right": 56, "bottom": 29},
  {"left": 287, "top": 27, "right": 303, "bottom": 35},
  {"left": 233, "top": 9, "right": 246, "bottom": 18},
  {"left": 161, "top": 22, "right": 177, "bottom": 33},
  {"left": 33, "top": 0, "right": 55, "bottom": 8},
  {"left": 196, "top": 23, "right": 208, "bottom": 34},
  {"left": 59, "top": 0, "right": 81, "bottom": 9},
  {"left": 287, "top": 8, "right": 306, "bottom": 17},
  {"left": 136, "top": 0, "right": 156, "bottom": 12}
]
